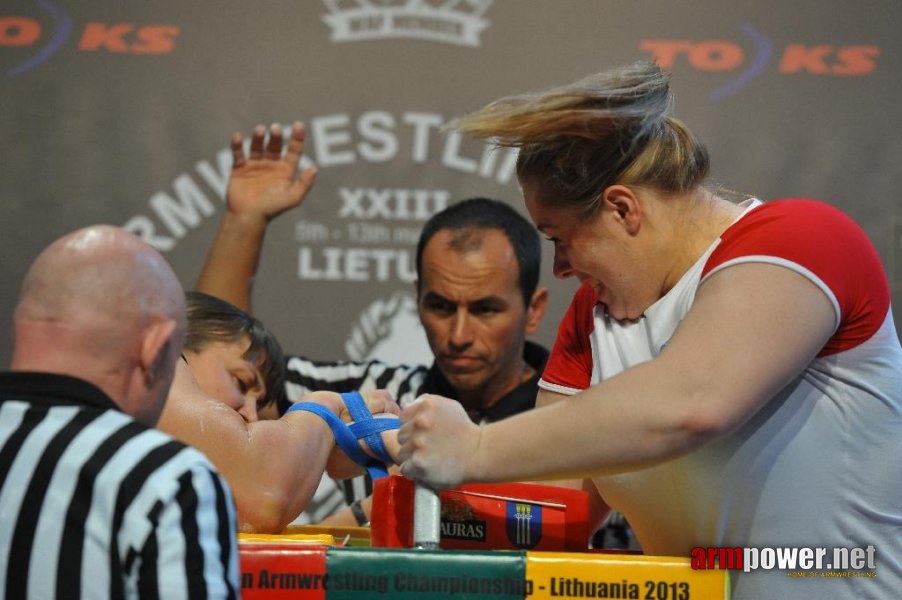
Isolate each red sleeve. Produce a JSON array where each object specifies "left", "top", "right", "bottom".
[
  {"left": 703, "top": 199, "right": 890, "bottom": 356},
  {"left": 541, "top": 282, "right": 598, "bottom": 391}
]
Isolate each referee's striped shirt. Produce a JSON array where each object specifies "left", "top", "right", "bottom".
[
  {"left": 0, "top": 372, "right": 240, "bottom": 599},
  {"left": 282, "top": 355, "right": 428, "bottom": 414}
]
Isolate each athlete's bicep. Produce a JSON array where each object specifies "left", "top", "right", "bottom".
[{"left": 656, "top": 261, "right": 836, "bottom": 435}]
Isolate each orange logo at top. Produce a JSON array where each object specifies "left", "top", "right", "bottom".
[
  {"left": 1, "top": 17, "right": 179, "bottom": 53},
  {"left": 643, "top": 39, "right": 879, "bottom": 75},
  {"left": 640, "top": 24, "right": 880, "bottom": 101},
  {"left": 2, "top": 1, "right": 180, "bottom": 78}
]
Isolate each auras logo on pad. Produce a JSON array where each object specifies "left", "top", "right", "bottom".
[
  {"left": 322, "top": 0, "right": 493, "bottom": 47},
  {"left": 641, "top": 24, "right": 880, "bottom": 100},
  {"left": 2, "top": 0, "right": 180, "bottom": 78},
  {"left": 441, "top": 498, "right": 487, "bottom": 541}
]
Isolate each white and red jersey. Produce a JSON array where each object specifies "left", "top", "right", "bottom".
[{"left": 540, "top": 199, "right": 902, "bottom": 598}]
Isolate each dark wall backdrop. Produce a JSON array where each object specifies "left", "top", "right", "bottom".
[{"left": 3, "top": 0, "right": 901, "bottom": 367}]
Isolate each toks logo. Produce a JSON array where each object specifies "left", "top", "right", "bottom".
[
  {"left": 641, "top": 24, "right": 880, "bottom": 100},
  {"left": 3, "top": 0, "right": 179, "bottom": 78}
]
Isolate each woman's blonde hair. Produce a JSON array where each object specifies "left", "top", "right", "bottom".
[{"left": 450, "top": 61, "right": 710, "bottom": 216}]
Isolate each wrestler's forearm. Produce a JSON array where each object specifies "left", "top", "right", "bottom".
[
  {"left": 469, "top": 361, "right": 714, "bottom": 483},
  {"left": 195, "top": 211, "right": 267, "bottom": 312},
  {"left": 231, "top": 413, "right": 336, "bottom": 533}
]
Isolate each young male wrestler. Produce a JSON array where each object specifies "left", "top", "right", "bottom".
[{"left": 158, "top": 290, "right": 401, "bottom": 533}]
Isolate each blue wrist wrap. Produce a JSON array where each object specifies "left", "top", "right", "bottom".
[{"left": 286, "top": 391, "right": 399, "bottom": 479}]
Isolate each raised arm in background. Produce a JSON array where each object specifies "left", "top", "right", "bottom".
[{"left": 196, "top": 122, "right": 316, "bottom": 311}]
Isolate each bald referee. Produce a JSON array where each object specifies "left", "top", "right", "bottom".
[{"left": 0, "top": 226, "right": 239, "bottom": 598}]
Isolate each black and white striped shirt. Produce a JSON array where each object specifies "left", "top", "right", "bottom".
[
  {"left": 281, "top": 356, "right": 428, "bottom": 414},
  {"left": 0, "top": 372, "right": 239, "bottom": 599}
]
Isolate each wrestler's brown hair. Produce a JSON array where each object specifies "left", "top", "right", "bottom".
[
  {"left": 183, "top": 291, "right": 286, "bottom": 412},
  {"left": 449, "top": 60, "right": 710, "bottom": 217}
]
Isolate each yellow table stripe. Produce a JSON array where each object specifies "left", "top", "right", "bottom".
[{"left": 525, "top": 551, "right": 730, "bottom": 599}]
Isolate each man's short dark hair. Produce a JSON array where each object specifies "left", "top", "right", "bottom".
[{"left": 415, "top": 198, "right": 541, "bottom": 306}]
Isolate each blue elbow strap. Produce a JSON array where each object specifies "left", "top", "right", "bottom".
[{"left": 286, "top": 392, "right": 399, "bottom": 479}]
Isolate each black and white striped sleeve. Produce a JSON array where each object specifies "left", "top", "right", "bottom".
[
  {"left": 283, "top": 356, "right": 428, "bottom": 408},
  {"left": 0, "top": 401, "right": 240, "bottom": 599},
  {"left": 127, "top": 449, "right": 239, "bottom": 599}
]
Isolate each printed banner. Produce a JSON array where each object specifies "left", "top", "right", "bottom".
[{"left": 2, "top": 0, "right": 900, "bottom": 366}]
